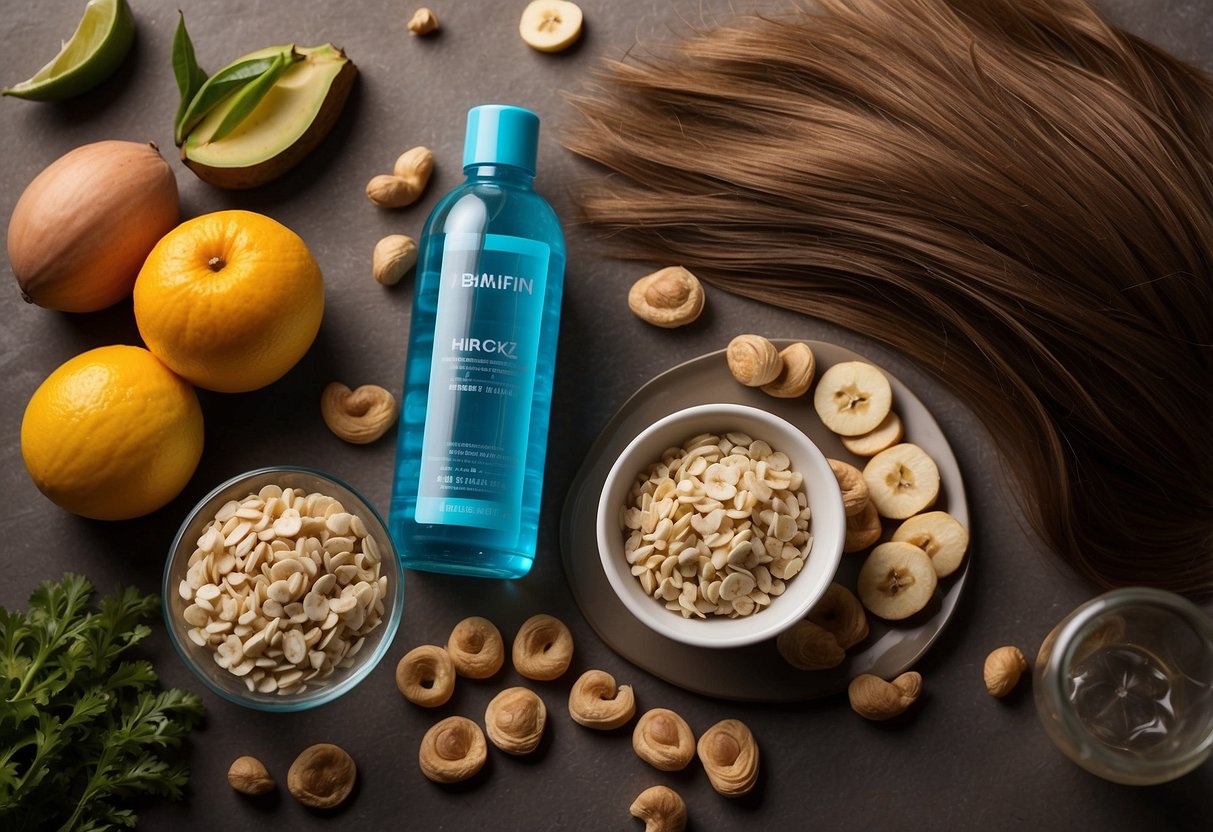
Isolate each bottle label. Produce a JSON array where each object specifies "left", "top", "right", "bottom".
[{"left": 416, "top": 232, "right": 550, "bottom": 533}]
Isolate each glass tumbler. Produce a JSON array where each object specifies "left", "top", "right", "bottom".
[{"left": 1034, "top": 587, "right": 1213, "bottom": 785}]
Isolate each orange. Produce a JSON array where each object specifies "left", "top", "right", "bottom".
[
  {"left": 133, "top": 210, "right": 324, "bottom": 393},
  {"left": 21, "top": 345, "right": 204, "bottom": 521}
]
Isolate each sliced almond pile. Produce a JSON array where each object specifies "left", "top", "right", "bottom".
[
  {"left": 620, "top": 432, "right": 812, "bottom": 619},
  {"left": 178, "top": 485, "right": 388, "bottom": 696}
]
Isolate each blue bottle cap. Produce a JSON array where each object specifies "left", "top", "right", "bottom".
[{"left": 463, "top": 105, "right": 540, "bottom": 175}]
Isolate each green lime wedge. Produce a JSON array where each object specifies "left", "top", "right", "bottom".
[{"left": 3, "top": 0, "right": 135, "bottom": 101}]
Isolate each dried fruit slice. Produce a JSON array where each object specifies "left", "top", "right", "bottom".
[
  {"left": 892, "top": 511, "right": 970, "bottom": 577},
  {"left": 841, "top": 411, "right": 904, "bottom": 457},
  {"left": 857, "top": 542, "right": 938, "bottom": 620},
  {"left": 813, "top": 361, "right": 892, "bottom": 436},
  {"left": 863, "top": 443, "right": 940, "bottom": 519},
  {"left": 519, "top": 0, "right": 583, "bottom": 52}
]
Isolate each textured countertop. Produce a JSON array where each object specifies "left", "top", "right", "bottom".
[{"left": 1, "top": 1, "right": 1210, "bottom": 829}]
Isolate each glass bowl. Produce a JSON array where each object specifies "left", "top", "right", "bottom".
[
  {"left": 162, "top": 466, "right": 403, "bottom": 711},
  {"left": 596, "top": 403, "right": 845, "bottom": 649}
]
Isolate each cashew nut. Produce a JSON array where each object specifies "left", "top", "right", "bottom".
[
  {"left": 629, "top": 785, "right": 688, "bottom": 832},
  {"left": 320, "top": 382, "right": 398, "bottom": 445},
  {"left": 761, "top": 341, "right": 817, "bottom": 398},
  {"left": 627, "top": 266, "right": 705, "bottom": 328},
  {"left": 632, "top": 708, "right": 695, "bottom": 771},
  {"left": 395, "top": 644, "right": 455, "bottom": 707},
  {"left": 227, "top": 755, "right": 275, "bottom": 795},
  {"left": 984, "top": 645, "right": 1029, "bottom": 698},
  {"left": 366, "top": 146, "right": 434, "bottom": 208},
  {"left": 407, "top": 7, "right": 439, "bottom": 34},
  {"left": 373, "top": 234, "right": 418, "bottom": 286},
  {"left": 485, "top": 686, "right": 547, "bottom": 755},
  {"left": 776, "top": 620, "right": 845, "bottom": 670},
  {"left": 419, "top": 716, "right": 487, "bottom": 783},
  {"left": 806, "top": 582, "right": 869, "bottom": 650},
  {"left": 447, "top": 616, "right": 505, "bottom": 679},
  {"left": 512, "top": 613, "right": 574, "bottom": 680},
  {"left": 568, "top": 669, "right": 636, "bottom": 730},
  {"left": 848, "top": 671, "right": 923, "bottom": 720},
  {"left": 697, "top": 719, "right": 759, "bottom": 798},
  {"left": 287, "top": 743, "right": 356, "bottom": 809},
  {"left": 828, "top": 458, "right": 871, "bottom": 518},
  {"left": 726, "top": 334, "right": 781, "bottom": 387}
]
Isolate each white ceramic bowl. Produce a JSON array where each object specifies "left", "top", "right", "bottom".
[{"left": 596, "top": 403, "right": 845, "bottom": 649}]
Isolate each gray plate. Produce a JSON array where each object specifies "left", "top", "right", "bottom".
[{"left": 559, "top": 340, "right": 970, "bottom": 702}]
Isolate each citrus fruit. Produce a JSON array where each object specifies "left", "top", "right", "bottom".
[
  {"left": 133, "top": 210, "right": 325, "bottom": 393},
  {"left": 21, "top": 345, "right": 204, "bottom": 521},
  {"left": 2, "top": 0, "right": 135, "bottom": 102}
]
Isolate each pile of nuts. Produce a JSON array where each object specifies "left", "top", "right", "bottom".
[
  {"left": 397, "top": 613, "right": 572, "bottom": 784},
  {"left": 394, "top": 613, "right": 758, "bottom": 831},
  {"left": 620, "top": 431, "right": 812, "bottom": 619},
  {"left": 177, "top": 484, "right": 389, "bottom": 696}
]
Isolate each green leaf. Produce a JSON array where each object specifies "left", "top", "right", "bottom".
[
  {"left": 0, "top": 575, "right": 203, "bottom": 832},
  {"left": 104, "top": 662, "right": 155, "bottom": 693},
  {"left": 85, "top": 587, "right": 157, "bottom": 678},
  {"left": 207, "top": 50, "right": 291, "bottom": 143},
  {"left": 11, "top": 575, "right": 95, "bottom": 704},
  {"left": 171, "top": 12, "right": 208, "bottom": 136},
  {"left": 174, "top": 47, "right": 293, "bottom": 145}
]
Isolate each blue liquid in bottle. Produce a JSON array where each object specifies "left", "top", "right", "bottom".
[{"left": 389, "top": 105, "right": 566, "bottom": 578}]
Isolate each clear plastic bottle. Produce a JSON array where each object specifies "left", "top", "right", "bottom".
[{"left": 388, "top": 105, "right": 566, "bottom": 578}]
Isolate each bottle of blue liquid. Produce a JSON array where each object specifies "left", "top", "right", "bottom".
[{"left": 389, "top": 105, "right": 566, "bottom": 578}]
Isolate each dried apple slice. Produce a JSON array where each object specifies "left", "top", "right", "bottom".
[
  {"left": 857, "top": 542, "right": 937, "bottom": 620},
  {"left": 863, "top": 443, "right": 940, "bottom": 519},
  {"left": 892, "top": 510, "right": 970, "bottom": 577}
]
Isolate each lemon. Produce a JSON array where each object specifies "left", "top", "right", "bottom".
[
  {"left": 21, "top": 345, "right": 204, "bottom": 521},
  {"left": 3, "top": 0, "right": 135, "bottom": 101}
]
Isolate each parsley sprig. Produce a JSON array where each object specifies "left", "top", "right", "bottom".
[{"left": 0, "top": 574, "right": 203, "bottom": 832}]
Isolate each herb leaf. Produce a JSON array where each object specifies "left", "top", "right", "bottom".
[
  {"left": 0, "top": 575, "right": 203, "bottom": 832},
  {"left": 174, "top": 46, "right": 295, "bottom": 145},
  {"left": 171, "top": 12, "right": 209, "bottom": 140},
  {"left": 208, "top": 50, "right": 292, "bottom": 143}
]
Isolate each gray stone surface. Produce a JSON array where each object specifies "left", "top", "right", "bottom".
[{"left": 0, "top": 1, "right": 1209, "bottom": 829}]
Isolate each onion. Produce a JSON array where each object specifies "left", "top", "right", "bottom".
[{"left": 7, "top": 140, "right": 179, "bottom": 312}]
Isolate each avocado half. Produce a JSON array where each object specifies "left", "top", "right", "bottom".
[{"left": 181, "top": 44, "right": 356, "bottom": 189}]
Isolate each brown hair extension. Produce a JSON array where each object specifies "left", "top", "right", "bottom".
[{"left": 564, "top": 0, "right": 1213, "bottom": 595}]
